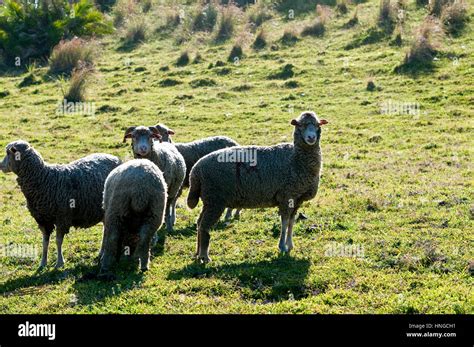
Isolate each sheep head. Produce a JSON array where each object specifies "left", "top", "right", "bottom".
[
  {"left": 123, "top": 126, "right": 162, "bottom": 159},
  {"left": 291, "top": 111, "right": 328, "bottom": 147}
]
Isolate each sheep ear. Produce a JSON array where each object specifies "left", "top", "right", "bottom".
[
  {"left": 319, "top": 119, "right": 328, "bottom": 126},
  {"left": 291, "top": 119, "right": 300, "bottom": 126},
  {"left": 123, "top": 127, "right": 136, "bottom": 143},
  {"left": 167, "top": 129, "right": 175, "bottom": 135},
  {"left": 9, "top": 146, "right": 17, "bottom": 154},
  {"left": 149, "top": 127, "right": 163, "bottom": 141}
]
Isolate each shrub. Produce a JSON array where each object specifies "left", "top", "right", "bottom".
[
  {"left": 176, "top": 51, "right": 190, "bottom": 66},
  {"left": 302, "top": 19, "right": 326, "bottom": 37},
  {"left": 112, "top": 0, "right": 140, "bottom": 28},
  {"left": 247, "top": 3, "right": 273, "bottom": 27},
  {"left": 336, "top": 0, "right": 349, "bottom": 14},
  {"left": 280, "top": 28, "right": 299, "bottom": 45},
  {"left": 378, "top": 0, "right": 396, "bottom": 34},
  {"left": 215, "top": 5, "right": 238, "bottom": 42},
  {"left": 49, "top": 38, "right": 96, "bottom": 76},
  {"left": 302, "top": 5, "right": 330, "bottom": 37},
  {"left": 403, "top": 17, "right": 444, "bottom": 68},
  {"left": 0, "top": 0, "right": 112, "bottom": 67},
  {"left": 429, "top": 0, "right": 449, "bottom": 16},
  {"left": 122, "top": 19, "right": 147, "bottom": 46},
  {"left": 192, "top": 2, "right": 219, "bottom": 32},
  {"left": 63, "top": 67, "right": 93, "bottom": 102},
  {"left": 228, "top": 44, "right": 243, "bottom": 63},
  {"left": 441, "top": 0, "right": 468, "bottom": 34},
  {"left": 252, "top": 30, "right": 267, "bottom": 50},
  {"left": 95, "top": 0, "right": 117, "bottom": 12},
  {"left": 344, "top": 7, "right": 359, "bottom": 28}
]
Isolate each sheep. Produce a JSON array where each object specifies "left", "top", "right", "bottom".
[
  {"left": 99, "top": 159, "right": 167, "bottom": 276},
  {"left": 187, "top": 111, "right": 328, "bottom": 262},
  {"left": 123, "top": 126, "right": 186, "bottom": 233},
  {"left": 0, "top": 140, "right": 121, "bottom": 269},
  {"left": 153, "top": 123, "right": 241, "bottom": 223}
]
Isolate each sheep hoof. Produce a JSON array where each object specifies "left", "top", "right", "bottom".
[
  {"left": 195, "top": 255, "right": 211, "bottom": 264},
  {"left": 54, "top": 261, "right": 64, "bottom": 269}
]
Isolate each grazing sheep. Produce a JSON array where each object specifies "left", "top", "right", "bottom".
[
  {"left": 153, "top": 123, "right": 241, "bottom": 222},
  {"left": 99, "top": 159, "right": 167, "bottom": 276},
  {"left": 0, "top": 140, "right": 121, "bottom": 269},
  {"left": 187, "top": 111, "right": 328, "bottom": 262},
  {"left": 123, "top": 126, "right": 186, "bottom": 233}
]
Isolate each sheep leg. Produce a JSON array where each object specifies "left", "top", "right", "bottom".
[
  {"left": 165, "top": 201, "right": 173, "bottom": 233},
  {"left": 194, "top": 211, "right": 204, "bottom": 257},
  {"left": 196, "top": 204, "right": 225, "bottom": 263},
  {"left": 170, "top": 196, "right": 177, "bottom": 226},
  {"left": 285, "top": 213, "right": 297, "bottom": 254},
  {"left": 224, "top": 208, "right": 233, "bottom": 223},
  {"left": 38, "top": 225, "right": 52, "bottom": 269},
  {"left": 278, "top": 215, "right": 289, "bottom": 254},
  {"left": 234, "top": 209, "right": 241, "bottom": 220},
  {"left": 100, "top": 223, "right": 120, "bottom": 275},
  {"left": 55, "top": 228, "right": 68, "bottom": 268},
  {"left": 134, "top": 224, "right": 154, "bottom": 271}
]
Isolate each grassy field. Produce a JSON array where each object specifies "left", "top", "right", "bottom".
[{"left": 0, "top": 0, "right": 473, "bottom": 314}]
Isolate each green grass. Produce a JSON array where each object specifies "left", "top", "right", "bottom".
[{"left": 0, "top": 0, "right": 473, "bottom": 314}]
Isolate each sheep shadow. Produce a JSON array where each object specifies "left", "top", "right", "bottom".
[
  {"left": 0, "top": 263, "right": 94, "bottom": 296},
  {"left": 167, "top": 256, "right": 311, "bottom": 302},
  {"left": 71, "top": 265, "right": 145, "bottom": 307}
]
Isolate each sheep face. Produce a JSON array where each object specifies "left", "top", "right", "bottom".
[
  {"left": 153, "top": 123, "right": 175, "bottom": 143},
  {"left": 0, "top": 141, "right": 31, "bottom": 174},
  {"left": 123, "top": 126, "right": 162, "bottom": 158},
  {"left": 291, "top": 111, "right": 328, "bottom": 147}
]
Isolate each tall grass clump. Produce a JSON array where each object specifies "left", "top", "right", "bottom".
[
  {"left": 0, "top": 0, "right": 112, "bottom": 67},
  {"left": 252, "top": 30, "right": 267, "bottom": 50},
  {"left": 215, "top": 5, "right": 239, "bottom": 42},
  {"left": 192, "top": 1, "right": 219, "bottom": 32},
  {"left": 48, "top": 38, "right": 96, "bottom": 76},
  {"left": 336, "top": 0, "right": 349, "bottom": 14},
  {"left": 344, "top": 6, "right": 359, "bottom": 28},
  {"left": 176, "top": 51, "right": 190, "bottom": 66},
  {"left": 301, "top": 5, "right": 330, "bottom": 37},
  {"left": 402, "top": 17, "right": 444, "bottom": 69},
  {"left": 378, "top": 0, "right": 397, "bottom": 34},
  {"left": 280, "top": 28, "right": 299, "bottom": 45},
  {"left": 441, "top": 0, "right": 469, "bottom": 34},
  {"left": 122, "top": 18, "right": 148, "bottom": 46},
  {"left": 228, "top": 43, "right": 244, "bottom": 63},
  {"left": 247, "top": 2, "right": 273, "bottom": 27},
  {"left": 429, "top": 0, "right": 449, "bottom": 16},
  {"left": 112, "top": 0, "right": 140, "bottom": 28},
  {"left": 62, "top": 67, "right": 94, "bottom": 102}
]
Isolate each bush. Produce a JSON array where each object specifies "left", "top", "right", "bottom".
[
  {"left": 112, "top": 0, "right": 140, "bottom": 28},
  {"left": 252, "top": 30, "right": 267, "bottom": 50},
  {"left": 429, "top": 0, "right": 449, "bottom": 16},
  {"left": 344, "top": 7, "right": 359, "bottom": 28},
  {"left": 247, "top": 3, "right": 272, "bottom": 27},
  {"left": 336, "top": 0, "right": 349, "bottom": 14},
  {"left": 0, "top": 0, "right": 112, "bottom": 67},
  {"left": 48, "top": 38, "right": 96, "bottom": 76},
  {"left": 302, "top": 5, "right": 330, "bottom": 37},
  {"left": 192, "top": 2, "right": 219, "bottom": 32},
  {"left": 280, "top": 28, "right": 299, "bottom": 45},
  {"left": 63, "top": 67, "right": 93, "bottom": 102},
  {"left": 228, "top": 44, "right": 243, "bottom": 63},
  {"left": 441, "top": 0, "right": 468, "bottom": 34},
  {"left": 176, "top": 51, "right": 190, "bottom": 66},
  {"left": 122, "top": 19, "right": 147, "bottom": 46},
  {"left": 378, "top": 0, "right": 396, "bottom": 34},
  {"left": 95, "top": 0, "right": 117, "bottom": 12},
  {"left": 403, "top": 17, "right": 444, "bottom": 68},
  {"left": 215, "top": 5, "right": 238, "bottom": 42}
]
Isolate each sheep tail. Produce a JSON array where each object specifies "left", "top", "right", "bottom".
[{"left": 187, "top": 171, "right": 201, "bottom": 209}]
